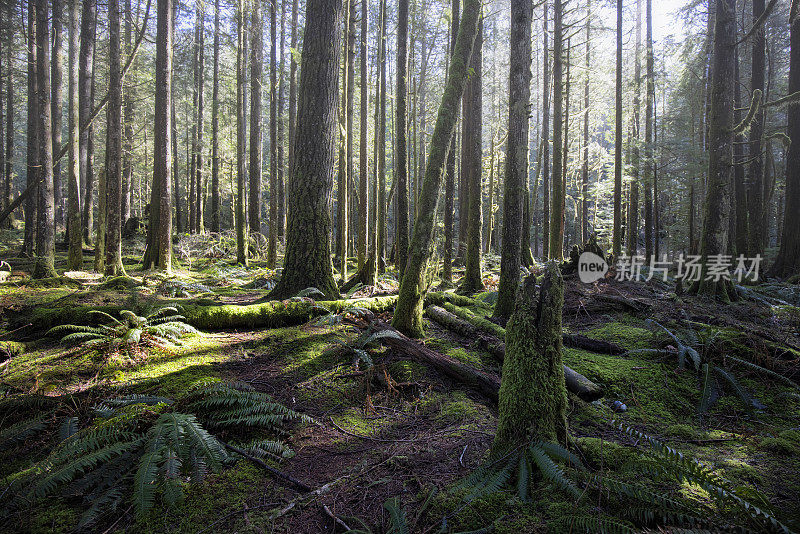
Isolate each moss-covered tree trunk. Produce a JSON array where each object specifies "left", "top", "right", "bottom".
[
  {"left": 395, "top": 0, "right": 410, "bottom": 277},
  {"left": 235, "top": 0, "right": 247, "bottom": 266},
  {"left": 459, "top": 20, "right": 484, "bottom": 295},
  {"left": 66, "top": 0, "right": 83, "bottom": 270},
  {"left": 494, "top": 262, "right": 568, "bottom": 452},
  {"left": 391, "top": 0, "right": 480, "bottom": 338},
  {"left": 494, "top": 0, "right": 532, "bottom": 322},
  {"left": 441, "top": 0, "right": 459, "bottom": 287},
  {"left": 269, "top": 0, "right": 343, "bottom": 300}
]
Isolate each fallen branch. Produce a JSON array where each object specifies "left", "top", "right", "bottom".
[
  {"left": 423, "top": 306, "right": 605, "bottom": 401},
  {"left": 222, "top": 442, "right": 312, "bottom": 493},
  {"left": 322, "top": 504, "right": 353, "bottom": 532}
]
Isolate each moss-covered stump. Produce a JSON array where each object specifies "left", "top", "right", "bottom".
[
  {"left": 182, "top": 295, "right": 398, "bottom": 330},
  {"left": 494, "top": 262, "right": 568, "bottom": 451}
]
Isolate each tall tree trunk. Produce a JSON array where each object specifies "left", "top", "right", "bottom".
[
  {"left": 581, "top": 0, "right": 590, "bottom": 244},
  {"left": 442, "top": 0, "right": 459, "bottom": 286},
  {"left": 33, "top": 0, "right": 56, "bottom": 278},
  {"left": 268, "top": 0, "right": 278, "bottom": 267},
  {"left": 391, "top": 0, "right": 480, "bottom": 337},
  {"left": 460, "top": 20, "right": 483, "bottom": 294},
  {"left": 395, "top": 0, "right": 410, "bottom": 276},
  {"left": 172, "top": 99, "right": 182, "bottom": 233},
  {"left": 236, "top": 0, "right": 248, "bottom": 265},
  {"left": 270, "top": 0, "right": 344, "bottom": 300},
  {"left": 746, "top": 0, "right": 765, "bottom": 256},
  {"left": 494, "top": 0, "right": 532, "bottom": 322},
  {"left": 143, "top": 0, "right": 173, "bottom": 271},
  {"left": 67, "top": 0, "right": 82, "bottom": 269},
  {"left": 249, "top": 0, "right": 263, "bottom": 235},
  {"left": 336, "top": 0, "right": 352, "bottom": 280},
  {"left": 210, "top": 0, "right": 220, "bottom": 232},
  {"left": 287, "top": 0, "right": 299, "bottom": 238},
  {"left": 3, "top": 2, "right": 14, "bottom": 230},
  {"left": 692, "top": 0, "right": 735, "bottom": 299},
  {"left": 121, "top": 0, "right": 134, "bottom": 224},
  {"left": 24, "top": 0, "right": 38, "bottom": 257},
  {"left": 51, "top": 0, "right": 65, "bottom": 229},
  {"left": 195, "top": 3, "right": 205, "bottom": 233},
  {"left": 377, "top": 0, "right": 388, "bottom": 272},
  {"left": 733, "top": 45, "right": 747, "bottom": 255},
  {"left": 277, "top": 0, "right": 286, "bottom": 243},
  {"left": 628, "top": 0, "right": 641, "bottom": 256},
  {"left": 105, "top": 0, "right": 125, "bottom": 276},
  {"left": 549, "top": 0, "right": 564, "bottom": 260},
  {"left": 541, "top": 2, "right": 550, "bottom": 259},
  {"left": 358, "top": 0, "right": 369, "bottom": 270},
  {"left": 612, "top": 0, "right": 623, "bottom": 258},
  {"left": 79, "top": 0, "right": 96, "bottom": 246},
  {"left": 770, "top": 15, "right": 800, "bottom": 278},
  {"left": 644, "top": 0, "right": 654, "bottom": 258}
]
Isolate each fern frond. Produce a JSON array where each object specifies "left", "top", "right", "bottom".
[
  {"left": 59, "top": 416, "right": 79, "bottom": 442},
  {"left": 556, "top": 515, "right": 635, "bottom": 534},
  {"left": 133, "top": 445, "right": 165, "bottom": 518},
  {"left": 0, "top": 415, "right": 51, "bottom": 450},
  {"left": 87, "top": 310, "right": 123, "bottom": 325},
  {"left": 384, "top": 497, "right": 409, "bottom": 534},
  {"left": 528, "top": 445, "right": 581, "bottom": 499}
]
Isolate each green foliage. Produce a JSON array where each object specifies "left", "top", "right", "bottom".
[
  {"left": 320, "top": 327, "right": 403, "bottom": 371},
  {"left": 46, "top": 306, "right": 200, "bottom": 355},
  {"left": 0, "top": 380, "right": 313, "bottom": 530}
]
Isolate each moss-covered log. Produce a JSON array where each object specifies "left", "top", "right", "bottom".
[
  {"left": 181, "top": 295, "right": 398, "bottom": 330},
  {"left": 424, "top": 291, "right": 492, "bottom": 310},
  {"left": 425, "top": 305, "right": 604, "bottom": 401},
  {"left": 436, "top": 302, "right": 625, "bottom": 356},
  {"left": 494, "top": 263, "right": 568, "bottom": 451}
]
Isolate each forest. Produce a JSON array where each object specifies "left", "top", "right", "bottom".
[{"left": 0, "top": 0, "right": 799, "bottom": 530}]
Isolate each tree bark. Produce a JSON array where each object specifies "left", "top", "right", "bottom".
[
  {"left": 769, "top": 15, "right": 800, "bottom": 278},
  {"left": 249, "top": 0, "right": 264, "bottom": 236},
  {"left": 746, "top": 0, "right": 766, "bottom": 256},
  {"left": 33, "top": 0, "right": 57, "bottom": 279},
  {"left": 2, "top": 1, "right": 14, "bottom": 230},
  {"left": 121, "top": 0, "right": 134, "bottom": 224},
  {"left": 79, "top": 0, "right": 96, "bottom": 246},
  {"left": 51, "top": 0, "right": 65, "bottom": 229},
  {"left": 460, "top": 21, "right": 484, "bottom": 295},
  {"left": 24, "top": 0, "right": 38, "bottom": 257},
  {"left": 277, "top": 0, "right": 286, "bottom": 243},
  {"left": 549, "top": 0, "right": 564, "bottom": 261},
  {"left": 377, "top": 0, "right": 387, "bottom": 272},
  {"left": 441, "top": 0, "right": 459, "bottom": 286},
  {"left": 391, "top": 0, "right": 480, "bottom": 338},
  {"left": 613, "top": 0, "right": 623, "bottom": 259},
  {"left": 627, "top": 0, "right": 642, "bottom": 256},
  {"left": 358, "top": 0, "right": 369, "bottom": 270},
  {"left": 268, "top": 0, "right": 279, "bottom": 267},
  {"left": 581, "top": 0, "right": 591, "bottom": 245},
  {"left": 542, "top": 2, "right": 550, "bottom": 259},
  {"left": 494, "top": 0, "right": 532, "bottom": 322},
  {"left": 210, "top": 0, "right": 220, "bottom": 233},
  {"left": 395, "top": 0, "right": 410, "bottom": 277},
  {"left": 269, "top": 0, "right": 344, "bottom": 300},
  {"left": 644, "top": 0, "right": 654, "bottom": 259},
  {"left": 143, "top": 0, "right": 173, "bottom": 272},
  {"left": 692, "top": 0, "right": 735, "bottom": 299},
  {"left": 66, "top": 0, "right": 82, "bottom": 269},
  {"left": 104, "top": 0, "right": 125, "bottom": 276},
  {"left": 236, "top": 0, "right": 248, "bottom": 265},
  {"left": 195, "top": 3, "right": 205, "bottom": 233}
]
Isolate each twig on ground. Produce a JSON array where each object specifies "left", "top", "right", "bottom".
[
  {"left": 222, "top": 441, "right": 312, "bottom": 492},
  {"left": 322, "top": 504, "right": 352, "bottom": 532}
]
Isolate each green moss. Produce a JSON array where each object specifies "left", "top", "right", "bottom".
[
  {"left": 721, "top": 458, "right": 765, "bottom": 485},
  {"left": 665, "top": 423, "right": 702, "bottom": 440},
  {"left": 25, "top": 500, "right": 79, "bottom": 534},
  {"left": 575, "top": 437, "right": 637, "bottom": 470},
  {"left": 759, "top": 430, "right": 800, "bottom": 455},
  {"left": 387, "top": 360, "right": 426, "bottom": 382},
  {"left": 583, "top": 318, "right": 653, "bottom": 351},
  {"left": 562, "top": 347, "right": 697, "bottom": 426},
  {"left": 23, "top": 276, "right": 84, "bottom": 289},
  {"left": 433, "top": 391, "right": 486, "bottom": 425},
  {"left": 99, "top": 275, "right": 142, "bottom": 290}
]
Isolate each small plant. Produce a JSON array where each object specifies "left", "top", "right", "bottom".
[
  {"left": 451, "top": 423, "right": 794, "bottom": 534},
  {"left": 0, "top": 380, "right": 314, "bottom": 530},
  {"left": 321, "top": 328, "right": 404, "bottom": 371},
  {"left": 46, "top": 306, "right": 200, "bottom": 355}
]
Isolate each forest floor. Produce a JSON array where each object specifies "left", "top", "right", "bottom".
[{"left": 1, "top": 230, "right": 800, "bottom": 533}]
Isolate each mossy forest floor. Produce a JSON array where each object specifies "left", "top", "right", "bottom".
[{"left": 1, "top": 232, "right": 800, "bottom": 533}]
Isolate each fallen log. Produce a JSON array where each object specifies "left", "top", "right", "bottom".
[
  {"left": 434, "top": 302, "right": 625, "bottom": 356},
  {"left": 389, "top": 311, "right": 604, "bottom": 402}
]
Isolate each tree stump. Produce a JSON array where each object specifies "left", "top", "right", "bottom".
[{"left": 494, "top": 261, "right": 568, "bottom": 452}]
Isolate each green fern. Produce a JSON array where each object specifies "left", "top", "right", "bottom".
[
  {"left": 1, "top": 380, "right": 312, "bottom": 530},
  {"left": 46, "top": 306, "right": 201, "bottom": 356}
]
